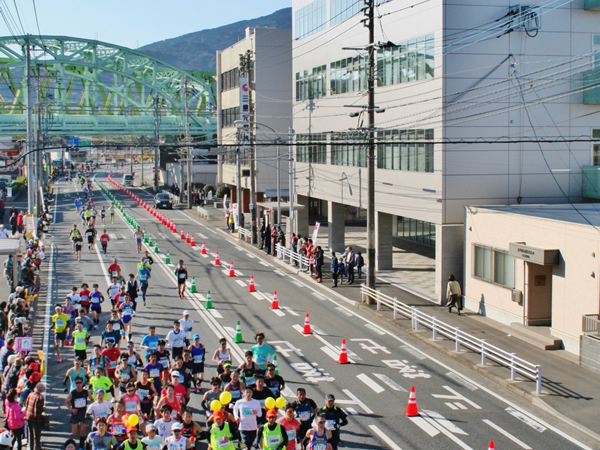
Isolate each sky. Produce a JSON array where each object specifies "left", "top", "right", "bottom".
[{"left": 3, "top": 0, "right": 291, "bottom": 49}]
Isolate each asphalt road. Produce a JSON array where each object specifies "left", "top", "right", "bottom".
[{"left": 38, "top": 174, "right": 598, "bottom": 450}]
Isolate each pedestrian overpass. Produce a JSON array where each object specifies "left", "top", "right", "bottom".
[{"left": 0, "top": 35, "right": 216, "bottom": 137}]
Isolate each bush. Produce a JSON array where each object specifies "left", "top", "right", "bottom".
[
  {"left": 215, "top": 186, "right": 229, "bottom": 198},
  {"left": 203, "top": 185, "right": 215, "bottom": 196}
]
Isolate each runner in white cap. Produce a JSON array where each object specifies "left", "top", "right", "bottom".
[{"left": 179, "top": 311, "right": 194, "bottom": 344}]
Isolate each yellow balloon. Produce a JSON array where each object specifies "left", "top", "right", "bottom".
[
  {"left": 210, "top": 400, "right": 222, "bottom": 412},
  {"left": 275, "top": 397, "right": 286, "bottom": 409},
  {"left": 265, "top": 397, "right": 276, "bottom": 410},
  {"left": 220, "top": 391, "right": 232, "bottom": 405},
  {"left": 128, "top": 414, "right": 139, "bottom": 427}
]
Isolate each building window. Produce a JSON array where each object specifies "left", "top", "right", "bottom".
[
  {"left": 330, "top": 55, "right": 368, "bottom": 95},
  {"left": 221, "top": 68, "right": 239, "bottom": 92},
  {"left": 396, "top": 216, "right": 435, "bottom": 246},
  {"left": 377, "top": 129, "right": 434, "bottom": 172},
  {"left": 330, "top": 0, "right": 361, "bottom": 25},
  {"left": 295, "top": 0, "right": 327, "bottom": 40},
  {"left": 474, "top": 244, "right": 515, "bottom": 289},
  {"left": 221, "top": 107, "right": 240, "bottom": 128},
  {"left": 594, "top": 35, "right": 600, "bottom": 69},
  {"left": 296, "top": 65, "right": 327, "bottom": 101},
  {"left": 296, "top": 134, "right": 327, "bottom": 164},
  {"left": 377, "top": 34, "right": 434, "bottom": 87},
  {"left": 593, "top": 129, "right": 600, "bottom": 166},
  {"left": 331, "top": 132, "right": 366, "bottom": 167}
]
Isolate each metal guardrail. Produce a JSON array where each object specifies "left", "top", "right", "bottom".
[
  {"left": 583, "top": 314, "right": 600, "bottom": 335},
  {"left": 238, "top": 227, "right": 251, "bottom": 242},
  {"left": 197, "top": 206, "right": 211, "bottom": 220},
  {"left": 361, "top": 284, "right": 543, "bottom": 395},
  {"left": 276, "top": 243, "right": 311, "bottom": 272}
]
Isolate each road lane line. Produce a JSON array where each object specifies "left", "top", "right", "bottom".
[
  {"left": 369, "top": 425, "right": 403, "bottom": 450},
  {"left": 292, "top": 324, "right": 310, "bottom": 336},
  {"left": 235, "top": 280, "right": 247, "bottom": 287},
  {"left": 365, "top": 323, "right": 386, "bottom": 335},
  {"left": 320, "top": 346, "right": 340, "bottom": 361},
  {"left": 281, "top": 307, "right": 299, "bottom": 316},
  {"left": 292, "top": 280, "right": 304, "bottom": 287},
  {"left": 422, "top": 410, "right": 468, "bottom": 435},
  {"left": 357, "top": 374, "right": 385, "bottom": 394},
  {"left": 245, "top": 252, "right": 255, "bottom": 259},
  {"left": 373, "top": 374, "right": 407, "bottom": 392},
  {"left": 310, "top": 325, "right": 328, "bottom": 336},
  {"left": 271, "top": 309, "right": 286, "bottom": 317},
  {"left": 445, "top": 372, "right": 479, "bottom": 391},
  {"left": 420, "top": 411, "right": 473, "bottom": 450},
  {"left": 41, "top": 244, "right": 56, "bottom": 402},
  {"left": 259, "top": 261, "right": 270, "bottom": 267},
  {"left": 224, "top": 327, "right": 235, "bottom": 338},
  {"left": 341, "top": 389, "right": 373, "bottom": 414},
  {"left": 251, "top": 292, "right": 264, "bottom": 301},
  {"left": 408, "top": 416, "right": 440, "bottom": 438},
  {"left": 482, "top": 419, "right": 532, "bottom": 449},
  {"left": 312, "top": 292, "right": 326, "bottom": 301},
  {"left": 505, "top": 407, "right": 547, "bottom": 433},
  {"left": 208, "top": 309, "right": 223, "bottom": 319},
  {"left": 336, "top": 306, "right": 353, "bottom": 317},
  {"left": 273, "top": 269, "right": 286, "bottom": 277}
]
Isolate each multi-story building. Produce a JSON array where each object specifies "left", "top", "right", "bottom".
[
  {"left": 216, "top": 27, "right": 292, "bottom": 218},
  {"left": 291, "top": 0, "right": 600, "bottom": 302}
]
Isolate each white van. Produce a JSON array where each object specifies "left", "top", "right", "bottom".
[{"left": 123, "top": 174, "right": 134, "bottom": 186}]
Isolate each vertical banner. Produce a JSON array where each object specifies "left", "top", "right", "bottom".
[
  {"left": 312, "top": 222, "right": 320, "bottom": 245},
  {"left": 232, "top": 203, "right": 239, "bottom": 229},
  {"left": 239, "top": 77, "right": 249, "bottom": 122}
]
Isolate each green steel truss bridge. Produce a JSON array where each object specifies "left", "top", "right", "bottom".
[{"left": 0, "top": 35, "right": 216, "bottom": 137}]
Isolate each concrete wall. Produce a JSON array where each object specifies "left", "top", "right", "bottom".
[
  {"left": 580, "top": 335, "right": 600, "bottom": 374},
  {"left": 464, "top": 206, "right": 600, "bottom": 355}
]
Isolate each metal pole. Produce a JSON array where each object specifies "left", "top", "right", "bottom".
[
  {"left": 141, "top": 146, "right": 144, "bottom": 186},
  {"left": 277, "top": 143, "right": 280, "bottom": 226},
  {"left": 288, "top": 128, "right": 294, "bottom": 237},
  {"left": 184, "top": 77, "right": 192, "bottom": 209},
  {"left": 366, "top": 0, "right": 377, "bottom": 293},
  {"left": 25, "top": 36, "right": 35, "bottom": 215},
  {"left": 236, "top": 145, "right": 242, "bottom": 229},
  {"left": 153, "top": 96, "right": 160, "bottom": 193}
]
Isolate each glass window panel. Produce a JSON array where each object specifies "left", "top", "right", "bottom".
[
  {"left": 392, "top": 143, "right": 400, "bottom": 170},
  {"left": 417, "top": 143, "right": 425, "bottom": 172},
  {"left": 408, "top": 144, "right": 416, "bottom": 171},
  {"left": 594, "top": 35, "right": 600, "bottom": 45},
  {"left": 494, "top": 252, "right": 505, "bottom": 285},
  {"left": 417, "top": 51, "right": 425, "bottom": 80},
  {"left": 407, "top": 52, "right": 416, "bottom": 81},
  {"left": 425, "top": 129, "right": 434, "bottom": 140},
  {"left": 504, "top": 255, "right": 515, "bottom": 288},
  {"left": 475, "top": 246, "right": 484, "bottom": 278},
  {"left": 408, "top": 39, "right": 416, "bottom": 51},
  {"left": 417, "top": 36, "right": 425, "bottom": 49},
  {"left": 425, "top": 144, "right": 434, "bottom": 172},
  {"left": 400, "top": 144, "right": 408, "bottom": 170},
  {"left": 426, "top": 48, "right": 435, "bottom": 79},
  {"left": 385, "top": 143, "right": 392, "bottom": 169},
  {"left": 483, "top": 248, "right": 493, "bottom": 281},
  {"left": 426, "top": 34, "right": 435, "bottom": 46},
  {"left": 593, "top": 145, "right": 600, "bottom": 166},
  {"left": 400, "top": 54, "right": 407, "bottom": 83},
  {"left": 392, "top": 56, "right": 399, "bottom": 85}
]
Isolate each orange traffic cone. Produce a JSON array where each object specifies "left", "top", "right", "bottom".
[
  {"left": 405, "top": 386, "right": 419, "bottom": 417},
  {"left": 186, "top": 232, "right": 191, "bottom": 243},
  {"left": 248, "top": 275, "right": 256, "bottom": 292},
  {"left": 201, "top": 242, "right": 207, "bottom": 255},
  {"left": 214, "top": 252, "right": 221, "bottom": 266},
  {"left": 338, "top": 339, "right": 349, "bottom": 364},
  {"left": 229, "top": 262, "right": 235, "bottom": 277},
  {"left": 488, "top": 441, "right": 494, "bottom": 450},
  {"left": 190, "top": 234, "right": 196, "bottom": 247},
  {"left": 303, "top": 313, "right": 312, "bottom": 334},
  {"left": 180, "top": 229, "right": 185, "bottom": 239},
  {"left": 271, "top": 291, "right": 280, "bottom": 309}
]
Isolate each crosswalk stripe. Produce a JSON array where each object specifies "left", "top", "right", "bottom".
[
  {"left": 357, "top": 373, "right": 385, "bottom": 394},
  {"left": 235, "top": 280, "right": 246, "bottom": 287},
  {"left": 271, "top": 309, "right": 285, "bottom": 317},
  {"left": 373, "top": 374, "right": 407, "bottom": 392}
]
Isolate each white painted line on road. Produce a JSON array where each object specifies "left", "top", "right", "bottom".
[
  {"left": 251, "top": 292, "right": 264, "bottom": 301},
  {"left": 293, "top": 324, "right": 310, "bottom": 336},
  {"left": 483, "top": 419, "right": 532, "bottom": 449},
  {"left": 312, "top": 292, "right": 326, "bottom": 301},
  {"left": 422, "top": 410, "right": 468, "bottom": 435},
  {"left": 346, "top": 407, "right": 358, "bottom": 415},
  {"left": 369, "top": 425, "right": 403, "bottom": 450},
  {"left": 373, "top": 374, "right": 407, "bottom": 392},
  {"left": 109, "top": 234, "right": 117, "bottom": 239},
  {"left": 433, "top": 386, "right": 481, "bottom": 410},
  {"left": 357, "top": 374, "right": 385, "bottom": 394},
  {"left": 408, "top": 416, "right": 440, "bottom": 438},
  {"left": 259, "top": 261, "right": 270, "bottom": 267},
  {"left": 271, "top": 309, "right": 286, "bottom": 317},
  {"left": 273, "top": 269, "right": 286, "bottom": 277},
  {"left": 281, "top": 386, "right": 295, "bottom": 398},
  {"left": 445, "top": 372, "right": 479, "bottom": 391},
  {"left": 159, "top": 233, "right": 166, "bottom": 239},
  {"left": 336, "top": 306, "right": 353, "bottom": 317},
  {"left": 282, "top": 307, "right": 299, "bottom": 316},
  {"left": 341, "top": 389, "right": 374, "bottom": 414},
  {"left": 505, "top": 408, "right": 547, "bottom": 433},
  {"left": 41, "top": 244, "right": 56, "bottom": 401},
  {"left": 245, "top": 252, "right": 256, "bottom": 259},
  {"left": 121, "top": 234, "right": 127, "bottom": 239},
  {"left": 446, "top": 402, "right": 458, "bottom": 410},
  {"left": 235, "top": 280, "right": 247, "bottom": 287},
  {"left": 310, "top": 325, "right": 328, "bottom": 336},
  {"left": 365, "top": 323, "right": 386, "bottom": 335},
  {"left": 208, "top": 309, "right": 223, "bottom": 319},
  {"left": 399, "top": 344, "right": 427, "bottom": 360},
  {"left": 201, "top": 254, "right": 209, "bottom": 258},
  {"left": 197, "top": 233, "right": 208, "bottom": 239},
  {"left": 320, "top": 346, "right": 340, "bottom": 362},
  {"left": 235, "top": 270, "right": 244, "bottom": 276},
  {"left": 292, "top": 280, "right": 304, "bottom": 287},
  {"left": 224, "top": 327, "right": 235, "bottom": 338},
  {"left": 420, "top": 411, "right": 472, "bottom": 450},
  {"left": 232, "top": 244, "right": 243, "bottom": 251}
]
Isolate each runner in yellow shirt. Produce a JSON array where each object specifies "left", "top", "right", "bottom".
[{"left": 52, "top": 304, "right": 70, "bottom": 363}]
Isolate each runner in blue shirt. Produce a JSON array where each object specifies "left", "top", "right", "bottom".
[
  {"left": 74, "top": 197, "right": 82, "bottom": 214},
  {"left": 140, "top": 326, "right": 159, "bottom": 362},
  {"left": 137, "top": 265, "right": 151, "bottom": 305}
]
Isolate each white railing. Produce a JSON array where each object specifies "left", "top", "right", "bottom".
[
  {"left": 583, "top": 314, "right": 600, "bottom": 335},
  {"left": 197, "top": 206, "right": 211, "bottom": 220},
  {"left": 361, "top": 284, "right": 543, "bottom": 395},
  {"left": 238, "top": 227, "right": 252, "bottom": 242},
  {"left": 276, "top": 243, "right": 311, "bottom": 272}
]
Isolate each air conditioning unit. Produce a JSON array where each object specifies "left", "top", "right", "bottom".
[{"left": 512, "top": 289, "right": 523, "bottom": 304}]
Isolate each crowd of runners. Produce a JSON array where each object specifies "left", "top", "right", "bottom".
[{"left": 45, "top": 175, "right": 348, "bottom": 450}]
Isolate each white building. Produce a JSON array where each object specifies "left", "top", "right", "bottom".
[
  {"left": 216, "top": 27, "right": 292, "bottom": 219},
  {"left": 291, "top": 0, "right": 600, "bottom": 301}
]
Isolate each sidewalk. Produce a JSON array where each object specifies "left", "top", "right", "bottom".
[{"left": 188, "top": 210, "right": 600, "bottom": 444}]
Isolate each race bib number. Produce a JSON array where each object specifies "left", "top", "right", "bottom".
[
  {"left": 325, "top": 420, "right": 336, "bottom": 430},
  {"left": 113, "top": 323, "right": 121, "bottom": 331},
  {"left": 313, "top": 444, "right": 326, "bottom": 450},
  {"left": 75, "top": 337, "right": 85, "bottom": 346},
  {"left": 178, "top": 273, "right": 186, "bottom": 279},
  {"left": 194, "top": 355, "right": 203, "bottom": 364},
  {"left": 149, "top": 369, "right": 160, "bottom": 378},
  {"left": 241, "top": 407, "right": 253, "bottom": 418},
  {"left": 299, "top": 411, "right": 310, "bottom": 421},
  {"left": 245, "top": 377, "right": 255, "bottom": 386},
  {"left": 109, "top": 360, "right": 117, "bottom": 369},
  {"left": 217, "top": 437, "right": 230, "bottom": 448},
  {"left": 139, "top": 389, "right": 149, "bottom": 399},
  {"left": 74, "top": 397, "right": 86, "bottom": 408},
  {"left": 267, "top": 435, "right": 281, "bottom": 447},
  {"left": 56, "top": 319, "right": 64, "bottom": 328},
  {"left": 124, "top": 307, "right": 132, "bottom": 315},
  {"left": 287, "top": 430, "right": 296, "bottom": 441},
  {"left": 125, "top": 401, "right": 137, "bottom": 412}
]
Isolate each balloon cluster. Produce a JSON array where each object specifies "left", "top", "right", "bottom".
[{"left": 121, "top": 413, "right": 140, "bottom": 427}]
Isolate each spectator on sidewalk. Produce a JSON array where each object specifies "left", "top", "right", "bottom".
[
  {"left": 446, "top": 274, "right": 462, "bottom": 315},
  {"left": 346, "top": 247, "right": 356, "bottom": 284},
  {"left": 16, "top": 212, "right": 23, "bottom": 234},
  {"left": 330, "top": 251, "right": 339, "bottom": 288},
  {"left": 356, "top": 252, "right": 364, "bottom": 279},
  {"left": 25, "top": 382, "right": 45, "bottom": 450},
  {"left": 8, "top": 212, "right": 16, "bottom": 236},
  {"left": 315, "top": 246, "right": 324, "bottom": 283}
]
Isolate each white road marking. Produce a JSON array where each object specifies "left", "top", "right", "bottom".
[
  {"left": 446, "top": 402, "right": 458, "bottom": 410},
  {"left": 320, "top": 346, "right": 340, "bottom": 362},
  {"left": 281, "top": 387, "right": 295, "bottom": 398},
  {"left": 408, "top": 416, "right": 440, "bottom": 438},
  {"left": 420, "top": 411, "right": 472, "bottom": 450},
  {"left": 369, "top": 425, "right": 403, "bottom": 450},
  {"left": 235, "top": 270, "right": 244, "bottom": 276},
  {"left": 365, "top": 323, "right": 386, "bottom": 335},
  {"left": 432, "top": 386, "right": 481, "bottom": 410},
  {"left": 235, "top": 280, "right": 247, "bottom": 287},
  {"left": 271, "top": 309, "right": 286, "bottom": 317},
  {"left": 273, "top": 269, "right": 286, "bottom": 277},
  {"left": 109, "top": 234, "right": 117, "bottom": 239},
  {"left": 198, "top": 233, "right": 208, "bottom": 239},
  {"left": 224, "top": 327, "right": 236, "bottom": 338},
  {"left": 373, "top": 374, "right": 407, "bottom": 392},
  {"left": 400, "top": 345, "right": 427, "bottom": 360},
  {"left": 505, "top": 407, "right": 547, "bottom": 433},
  {"left": 346, "top": 407, "right": 358, "bottom": 415},
  {"left": 121, "top": 234, "right": 127, "bottom": 239},
  {"left": 282, "top": 307, "right": 299, "bottom": 316},
  {"left": 292, "top": 280, "right": 304, "bottom": 287},
  {"left": 232, "top": 244, "right": 243, "bottom": 251},
  {"left": 41, "top": 243, "right": 56, "bottom": 401},
  {"left": 483, "top": 419, "right": 532, "bottom": 449},
  {"left": 245, "top": 252, "right": 256, "bottom": 259},
  {"left": 422, "top": 410, "right": 468, "bottom": 435},
  {"left": 357, "top": 373, "right": 385, "bottom": 394},
  {"left": 259, "top": 261, "right": 270, "bottom": 267},
  {"left": 312, "top": 292, "right": 326, "bottom": 301},
  {"left": 201, "top": 254, "right": 209, "bottom": 258},
  {"left": 270, "top": 341, "right": 303, "bottom": 358},
  {"left": 340, "top": 389, "right": 374, "bottom": 414},
  {"left": 310, "top": 325, "right": 328, "bottom": 336},
  {"left": 208, "top": 309, "right": 223, "bottom": 319},
  {"left": 251, "top": 292, "right": 264, "bottom": 301},
  {"left": 445, "top": 372, "right": 479, "bottom": 391},
  {"left": 336, "top": 306, "right": 353, "bottom": 317},
  {"left": 293, "top": 324, "right": 310, "bottom": 336},
  {"left": 159, "top": 233, "right": 166, "bottom": 239}
]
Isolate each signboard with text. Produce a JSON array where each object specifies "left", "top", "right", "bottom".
[{"left": 239, "top": 77, "right": 249, "bottom": 122}]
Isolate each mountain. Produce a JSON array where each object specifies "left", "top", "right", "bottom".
[{"left": 138, "top": 8, "right": 292, "bottom": 73}]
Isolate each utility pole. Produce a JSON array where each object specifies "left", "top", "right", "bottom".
[
  {"left": 288, "top": 128, "right": 295, "bottom": 238},
  {"left": 183, "top": 76, "right": 192, "bottom": 209},
  {"left": 366, "top": 0, "right": 376, "bottom": 291},
  {"left": 25, "top": 35, "right": 35, "bottom": 215},
  {"left": 276, "top": 141, "right": 280, "bottom": 226},
  {"left": 153, "top": 95, "right": 160, "bottom": 193}
]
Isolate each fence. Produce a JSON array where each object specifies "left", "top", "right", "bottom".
[
  {"left": 360, "top": 284, "right": 543, "bottom": 395},
  {"left": 583, "top": 314, "right": 600, "bottom": 335},
  {"left": 197, "top": 206, "right": 211, "bottom": 220},
  {"left": 276, "top": 243, "right": 311, "bottom": 272},
  {"left": 238, "top": 227, "right": 252, "bottom": 242}
]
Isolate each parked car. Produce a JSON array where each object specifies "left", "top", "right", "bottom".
[
  {"left": 122, "top": 174, "right": 133, "bottom": 186},
  {"left": 155, "top": 193, "right": 173, "bottom": 209}
]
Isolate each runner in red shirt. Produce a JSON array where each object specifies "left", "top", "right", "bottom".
[
  {"left": 101, "top": 341, "right": 121, "bottom": 383},
  {"left": 99, "top": 230, "right": 110, "bottom": 257},
  {"left": 79, "top": 283, "right": 91, "bottom": 314},
  {"left": 107, "top": 258, "right": 122, "bottom": 281},
  {"left": 161, "top": 371, "right": 187, "bottom": 407},
  {"left": 278, "top": 404, "right": 301, "bottom": 450},
  {"left": 121, "top": 382, "right": 142, "bottom": 416}
]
